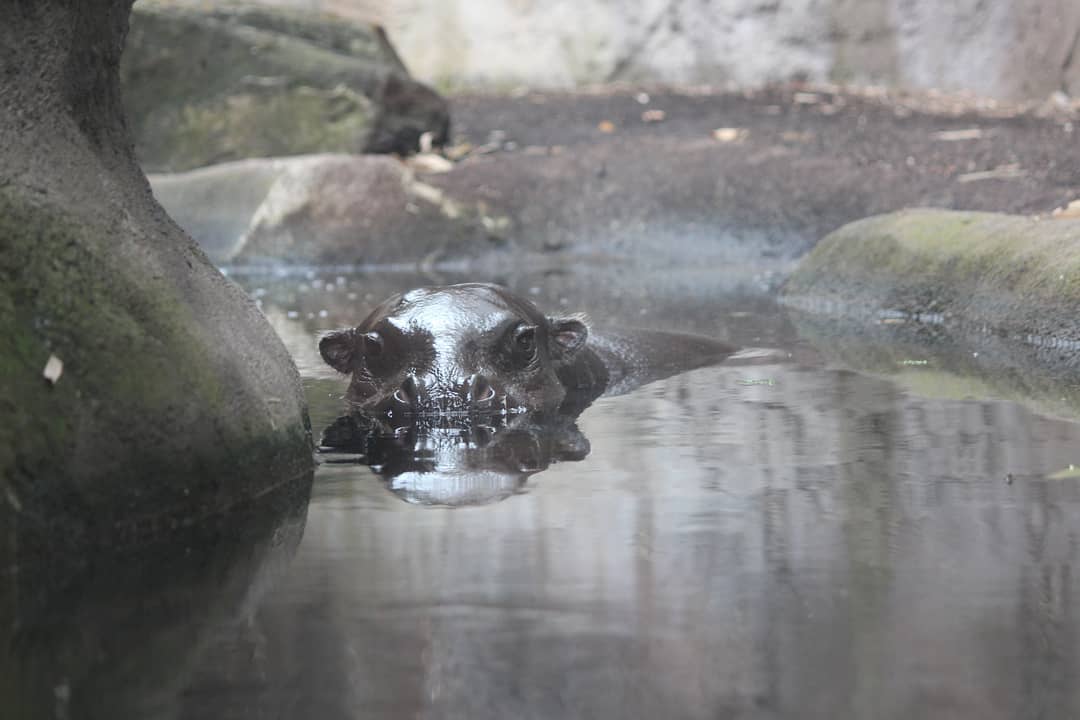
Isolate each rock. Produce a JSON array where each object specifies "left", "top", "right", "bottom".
[
  {"left": 148, "top": 157, "right": 299, "bottom": 262},
  {"left": 781, "top": 209, "right": 1080, "bottom": 347},
  {"left": 121, "top": 0, "right": 449, "bottom": 172},
  {"left": 0, "top": 0, "right": 314, "bottom": 550},
  {"left": 233, "top": 154, "right": 490, "bottom": 265},
  {"left": 150, "top": 154, "right": 497, "bottom": 265}
]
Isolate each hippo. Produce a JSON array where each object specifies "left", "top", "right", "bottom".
[{"left": 319, "top": 283, "right": 737, "bottom": 418}]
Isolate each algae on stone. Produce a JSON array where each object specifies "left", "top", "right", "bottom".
[
  {"left": 1, "top": 189, "right": 313, "bottom": 542},
  {"left": 1, "top": 0, "right": 315, "bottom": 551},
  {"left": 783, "top": 209, "right": 1080, "bottom": 343},
  {"left": 122, "top": 0, "right": 449, "bottom": 171}
]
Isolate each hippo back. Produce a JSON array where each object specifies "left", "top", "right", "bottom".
[{"left": 562, "top": 328, "right": 736, "bottom": 404}]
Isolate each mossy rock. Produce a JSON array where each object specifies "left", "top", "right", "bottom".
[
  {"left": 782, "top": 209, "right": 1080, "bottom": 344},
  {"left": 0, "top": 187, "right": 313, "bottom": 548},
  {"left": 121, "top": 0, "right": 449, "bottom": 171}
]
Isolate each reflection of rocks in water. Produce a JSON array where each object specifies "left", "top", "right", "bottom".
[
  {"left": 0, "top": 472, "right": 313, "bottom": 720},
  {"left": 319, "top": 412, "right": 590, "bottom": 506}
]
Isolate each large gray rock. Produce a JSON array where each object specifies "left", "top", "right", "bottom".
[
  {"left": 121, "top": 0, "right": 449, "bottom": 172},
  {"left": 149, "top": 154, "right": 500, "bottom": 265},
  {"left": 0, "top": 0, "right": 313, "bottom": 550},
  {"left": 781, "top": 209, "right": 1080, "bottom": 348}
]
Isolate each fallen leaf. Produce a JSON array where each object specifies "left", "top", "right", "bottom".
[
  {"left": 418, "top": 131, "right": 435, "bottom": 153},
  {"left": 43, "top": 354, "right": 63, "bottom": 384},
  {"left": 1051, "top": 199, "right": 1080, "bottom": 218},
  {"left": 712, "top": 127, "right": 748, "bottom": 143},
  {"left": 641, "top": 109, "right": 666, "bottom": 123},
  {"left": 1047, "top": 464, "right": 1080, "bottom": 480},
  {"left": 597, "top": 120, "right": 616, "bottom": 133},
  {"left": 444, "top": 143, "right": 472, "bottom": 161},
  {"left": 956, "top": 164, "right": 1025, "bottom": 183},
  {"left": 932, "top": 128, "right": 985, "bottom": 141}
]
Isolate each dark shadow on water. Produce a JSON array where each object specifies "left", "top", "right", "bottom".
[
  {"left": 318, "top": 410, "right": 590, "bottom": 507},
  {"left": 1, "top": 472, "right": 313, "bottom": 720}
]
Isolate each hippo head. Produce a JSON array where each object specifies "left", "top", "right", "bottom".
[{"left": 319, "top": 283, "right": 589, "bottom": 418}]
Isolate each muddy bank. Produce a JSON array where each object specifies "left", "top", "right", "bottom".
[{"left": 153, "top": 85, "right": 1080, "bottom": 269}]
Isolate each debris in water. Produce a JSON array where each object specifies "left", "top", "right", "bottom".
[
  {"left": 1005, "top": 473, "right": 1014, "bottom": 485},
  {"left": 43, "top": 354, "right": 63, "bottom": 384},
  {"left": 597, "top": 120, "right": 616, "bottom": 133},
  {"left": 641, "top": 109, "right": 666, "bottom": 123}
]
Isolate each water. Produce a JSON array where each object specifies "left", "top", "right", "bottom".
[{"left": 10, "top": 270, "right": 1080, "bottom": 719}]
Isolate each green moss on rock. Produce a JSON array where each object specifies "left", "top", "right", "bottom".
[
  {"left": 147, "top": 85, "right": 375, "bottom": 172},
  {"left": 783, "top": 209, "right": 1080, "bottom": 342},
  {"left": 122, "top": 0, "right": 448, "bottom": 171},
  {"left": 0, "top": 188, "right": 312, "bottom": 543}
]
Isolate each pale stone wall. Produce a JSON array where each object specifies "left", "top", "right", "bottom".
[{"left": 249, "top": 0, "right": 1080, "bottom": 100}]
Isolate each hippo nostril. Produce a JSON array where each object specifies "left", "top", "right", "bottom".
[
  {"left": 467, "top": 374, "right": 496, "bottom": 405},
  {"left": 394, "top": 374, "right": 421, "bottom": 407}
]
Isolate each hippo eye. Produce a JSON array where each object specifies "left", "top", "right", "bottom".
[
  {"left": 513, "top": 325, "right": 537, "bottom": 356},
  {"left": 362, "top": 331, "right": 383, "bottom": 357}
]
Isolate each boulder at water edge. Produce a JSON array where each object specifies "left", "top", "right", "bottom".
[{"left": 0, "top": 0, "right": 314, "bottom": 551}]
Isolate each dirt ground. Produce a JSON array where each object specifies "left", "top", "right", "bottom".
[{"left": 431, "top": 84, "right": 1079, "bottom": 259}]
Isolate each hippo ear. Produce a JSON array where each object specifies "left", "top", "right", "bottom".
[
  {"left": 549, "top": 315, "right": 588, "bottom": 363},
  {"left": 319, "top": 329, "right": 360, "bottom": 373}
]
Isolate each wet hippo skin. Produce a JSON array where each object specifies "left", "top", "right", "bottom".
[{"left": 319, "top": 282, "right": 737, "bottom": 418}]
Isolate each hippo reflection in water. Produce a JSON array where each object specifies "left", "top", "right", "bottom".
[
  {"left": 320, "top": 411, "right": 590, "bottom": 506},
  {"left": 318, "top": 283, "right": 739, "bottom": 505}
]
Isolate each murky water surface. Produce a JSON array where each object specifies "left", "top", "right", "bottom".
[{"left": 15, "top": 270, "right": 1080, "bottom": 719}]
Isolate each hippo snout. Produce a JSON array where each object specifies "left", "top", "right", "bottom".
[{"left": 390, "top": 373, "right": 501, "bottom": 415}]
